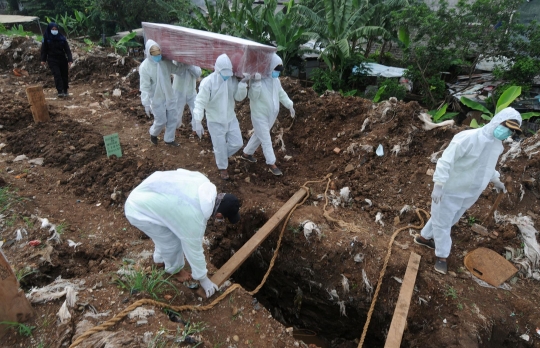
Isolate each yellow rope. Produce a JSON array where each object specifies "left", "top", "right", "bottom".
[
  {"left": 69, "top": 174, "right": 331, "bottom": 348},
  {"left": 357, "top": 208, "right": 430, "bottom": 348}
]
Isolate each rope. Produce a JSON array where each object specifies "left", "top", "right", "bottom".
[
  {"left": 69, "top": 174, "right": 331, "bottom": 348},
  {"left": 357, "top": 208, "right": 430, "bottom": 348}
]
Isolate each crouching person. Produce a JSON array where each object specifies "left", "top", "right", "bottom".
[{"left": 124, "top": 169, "right": 241, "bottom": 298}]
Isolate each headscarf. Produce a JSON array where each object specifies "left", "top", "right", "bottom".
[{"left": 44, "top": 22, "right": 66, "bottom": 42}]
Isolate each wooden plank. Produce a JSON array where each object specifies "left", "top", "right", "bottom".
[
  {"left": 211, "top": 188, "right": 307, "bottom": 287},
  {"left": 384, "top": 252, "right": 421, "bottom": 348},
  {"left": 0, "top": 251, "right": 34, "bottom": 338},
  {"left": 25, "top": 85, "right": 50, "bottom": 123}
]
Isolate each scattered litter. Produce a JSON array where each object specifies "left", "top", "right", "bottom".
[
  {"left": 341, "top": 274, "right": 349, "bottom": 294},
  {"left": 67, "top": 240, "right": 82, "bottom": 250},
  {"left": 15, "top": 228, "right": 27, "bottom": 241},
  {"left": 27, "top": 277, "right": 85, "bottom": 303},
  {"left": 128, "top": 307, "right": 155, "bottom": 320},
  {"left": 391, "top": 145, "right": 400, "bottom": 156},
  {"left": 362, "top": 269, "right": 373, "bottom": 299},
  {"left": 65, "top": 286, "right": 77, "bottom": 307},
  {"left": 392, "top": 276, "right": 403, "bottom": 284},
  {"left": 302, "top": 220, "right": 322, "bottom": 240},
  {"left": 39, "top": 217, "right": 51, "bottom": 229},
  {"left": 418, "top": 113, "right": 455, "bottom": 130},
  {"left": 13, "top": 154, "right": 28, "bottom": 162},
  {"left": 400, "top": 205, "right": 411, "bottom": 215},
  {"left": 340, "top": 187, "right": 350, "bottom": 202},
  {"left": 27, "top": 157, "right": 44, "bottom": 166},
  {"left": 337, "top": 300, "right": 347, "bottom": 317},
  {"left": 326, "top": 289, "right": 339, "bottom": 300},
  {"left": 360, "top": 118, "right": 370, "bottom": 132},
  {"left": 418, "top": 297, "right": 428, "bottom": 305},
  {"left": 376, "top": 144, "right": 384, "bottom": 156},
  {"left": 364, "top": 199, "right": 372, "bottom": 206},
  {"left": 375, "top": 212, "right": 384, "bottom": 226},
  {"left": 443, "top": 318, "right": 447, "bottom": 324},
  {"left": 360, "top": 145, "right": 373, "bottom": 152},
  {"left": 112, "top": 88, "right": 122, "bottom": 97},
  {"left": 28, "top": 240, "right": 41, "bottom": 247},
  {"left": 354, "top": 253, "right": 364, "bottom": 263},
  {"left": 57, "top": 300, "right": 71, "bottom": 324},
  {"left": 0, "top": 143, "right": 6, "bottom": 150},
  {"left": 520, "top": 334, "right": 530, "bottom": 341},
  {"left": 471, "top": 275, "right": 512, "bottom": 290},
  {"left": 284, "top": 155, "right": 292, "bottom": 161},
  {"left": 426, "top": 168, "right": 434, "bottom": 176}
]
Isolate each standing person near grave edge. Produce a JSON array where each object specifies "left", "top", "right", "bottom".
[
  {"left": 172, "top": 63, "right": 204, "bottom": 137},
  {"left": 40, "top": 22, "right": 72, "bottom": 98},
  {"left": 414, "top": 107, "right": 522, "bottom": 275},
  {"left": 139, "top": 39, "right": 190, "bottom": 147},
  {"left": 241, "top": 54, "right": 295, "bottom": 176},
  {"left": 124, "top": 169, "right": 241, "bottom": 298},
  {"left": 193, "top": 54, "right": 249, "bottom": 180}
]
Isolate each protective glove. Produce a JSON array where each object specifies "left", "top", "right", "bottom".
[
  {"left": 199, "top": 276, "right": 219, "bottom": 298},
  {"left": 431, "top": 182, "right": 444, "bottom": 204},
  {"left": 194, "top": 120, "right": 203, "bottom": 139},
  {"left": 492, "top": 177, "right": 507, "bottom": 193},
  {"left": 289, "top": 107, "right": 296, "bottom": 118},
  {"left": 144, "top": 105, "right": 151, "bottom": 117},
  {"left": 240, "top": 73, "right": 251, "bottom": 83}
]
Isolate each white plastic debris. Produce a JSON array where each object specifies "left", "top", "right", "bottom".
[
  {"left": 27, "top": 277, "right": 85, "bottom": 304},
  {"left": 443, "top": 318, "right": 447, "bottom": 324},
  {"left": 400, "top": 205, "right": 412, "bottom": 215},
  {"left": 391, "top": 144, "right": 401, "bottom": 156},
  {"left": 354, "top": 253, "right": 364, "bottom": 263},
  {"left": 376, "top": 144, "right": 384, "bottom": 156},
  {"left": 341, "top": 274, "right": 349, "bottom": 294},
  {"left": 57, "top": 300, "right": 71, "bottom": 324},
  {"left": 375, "top": 212, "right": 384, "bottom": 226},
  {"left": 418, "top": 297, "right": 428, "bottom": 305},
  {"left": 430, "top": 150, "right": 444, "bottom": 164},
  {"left": 392, "top": 276, "right": 403, "bottom": 284},
  {"left": 364, "top": 199, "right": 372, "bottom": 206},
  {"left": 39, "top": 217, "right": 51, "bottom": 229},
  {"left": 362, "top": 269, "right": 373, "bottom": 299},
  {"left": 302, "top": 220, "right": 322, "bottom": 240},
  {"left": 65, "top": 286, "right": 77, "bottom": 307},
  {"left": 284, "top": 155, "right": 292, "bottom": 161},
  {"left": 13, "top": 154, "right": 28, "bottom": 162},
  {"left": 326, "top": 289, "right": 339, "bottom": 300},
  {"left": 340, "top": 187, "right": 350, "bottom": 202},
  {"left": 471, "top": 275, "right": 512, "bottom": 290},
  {"left": 417, "top": 113, "right": 455, "bottom": 130},
  {"left": 67, "top": 240, "right": 82, "bottom": 250},
  {"left": 128, "top": 307, "right": 155, "bottom": 320},
  {"left": 15, "top": 228, "right": 27, "bottom": 241},
  {"left": 337, "top": 301, "right": 347, "bottom": 317},
  {"left": 112, "top": 88, "right": 122, "bottom": 97},
  {"left": 520, "top": 334, "right": 530, "bottom": 341},
  {"left": 28, "top": 158, "right": 44, "bottom": 166}
]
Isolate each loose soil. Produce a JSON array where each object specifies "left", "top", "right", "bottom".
[{"left": 0, "top": 35, "right": 539, "bottom": 348}]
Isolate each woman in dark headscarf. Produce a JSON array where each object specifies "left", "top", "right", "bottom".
[{"left": 40, "top": 22, "right": 73, "bottom": 98}]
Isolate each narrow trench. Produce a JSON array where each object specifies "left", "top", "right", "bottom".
[{"left": 210, "top": 209, "right": 390, "bottom": 348}]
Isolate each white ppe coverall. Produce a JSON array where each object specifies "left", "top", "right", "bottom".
[
  {"left": 421, "top": 107, "right": 522, "bottom": 258},
  {"left": 172, "top": 64, "right": 201, "bottom": 130},
  {"left": 193, "top": 54, "right": 247, "bottom": 169},
  {"left": 244, "top": 54, "right": 293, "bottom": 165},
  {"left": 124, "top": 169, "right": 217, "bottom": 281},
  {"left": 139, "top": 40, "right": 188, "bottom": 143}
]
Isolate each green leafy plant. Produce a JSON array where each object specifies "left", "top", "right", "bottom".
[
  {"left": 378, "top": 78, "right": 407, "bottom": 101},
  {"left": 56, "top": 222, "right": 68, "bottom": 235},
  {"left": 287, "top": 224, "right": 301, "bottom": 237},
  {"left": 15, "top": 266, "right": 38, "bottom": 283},
  {"left": 311, "top": 68, "right": 341, "bottom": 94},
  {"left": 340, "top": 89, "right": 357, "bottom": 97},
  {"left": 372, "top": 85, "right": 386, "bottom": 103},
  {"left": 114, "top": 266, "right": 177, "bottom": 299},
  {"left": 428, "top": 103, "right": 459, "bottom": 123},
  {"left": 461, "top": 86, "right": 522, "bottom": 128},
  {"left": 467, "top": 216, "right": 477, "bottom": 226},
  {"left": 109, "top": 31, "right": 141, "bottom": 55},
  {"left": 0, "top": 321, "right": 36, "bottom": 337},
  {"left": 444, "top": 286, "right": 458, "bottom": 300},
  {"left": 0, "top": 186, "right": 20, "bottom": 213}
]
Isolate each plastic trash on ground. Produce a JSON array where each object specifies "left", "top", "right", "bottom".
[
  {"left": 376, "top": 144, "right": 384, "bottom": 156},
  {"left": 301, "top": 220, "right": 321, "bottom": 240}
]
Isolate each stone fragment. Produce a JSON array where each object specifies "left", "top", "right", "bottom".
[
  {"left": 333, "top": 147, "right": 341, "bottom": 154},
  {"left": 345, "top": 164, "right": 355, "bottom": 173},
  {"left": 471, "top": 223, "right": 488, "bottom": 236}
]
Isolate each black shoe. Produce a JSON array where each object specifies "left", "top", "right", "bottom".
[
  {"left": 57, "top": 93, "right": 65, "bottom": 98},
  {"left": 268, "top": 166, "right": 283, "bottom": 176},
  {"left": 150, "top": 135, "right": 158, "bottom": 145},
  {"left": 434, "top": 258, "right": 447, "bottom": 275},
  {"left": 241, "top": 153, "right": 257, "bottom": 163},
  {"left": 414, "top": 235, "right": 435, "bottom": 249},
  {"left": 165, "top": 141, "right": 180, "bottom": 147},
  {"left": 63, "top": 90, "right": 69, "bottom": 97}
]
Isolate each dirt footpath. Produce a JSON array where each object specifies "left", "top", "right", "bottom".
[{"left": 0, "top": 35, "right": 539, "bottom": 348}]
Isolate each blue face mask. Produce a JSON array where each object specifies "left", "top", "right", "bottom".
[
  {"left": 493, "top": 125, "right": 512, "bottom": 140},
  {"left": 272, "top": 71, "right": 280, "bottom": 78},
  {"left": 151, "top": 55, "right": 162, "bottom": 62},
  {"left": 220, "top": 73, "right": 230, "bottom": 81},
  {"left": 51, "top": 30, "right": 58, "bottom": 35}
]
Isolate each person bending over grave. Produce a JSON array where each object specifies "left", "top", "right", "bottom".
[
  {"left": 193, "top": 54, "right": 249, "bottom": 180},
  {"left": 124, "top": 169, "right": 241, "bottom": 298},
  {"left": 40, "top": 22, "right": 73, "bottom": 98},
  {"left": 139, "top": 39, "right": 192, "bottom": 147},
  {"left": 172, "top": 62, "right": 204, "bottom": 137},
  {"left": 414, "top": 108, "right": 522, "bottom": 275},
  {"left": 241, "top": 54, "right": 295, "bottom": 176}
]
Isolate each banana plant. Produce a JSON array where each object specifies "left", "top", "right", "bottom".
[
  {"left": 427, "top": 103, "right": 459, "bottom": 123},
  {"left": 461, "top": 85, "right": 522, "bottom": 128}
]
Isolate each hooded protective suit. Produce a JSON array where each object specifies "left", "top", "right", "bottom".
[
  {"left": 244, "top": 54, "right": 293, "bottom": 165},
  {"left": 421, "top": 107, "right": 522, "bottom": 258},
  {"left": 124, "top": 169, "right": 217, "bottom": 281},
  {"left": 139, "top": 40, "right": 188, "bottom": 143},
  {"left": 172, "top": 64, "right": 202, "bottom": 130},
  {"left": 193, "top": 54, "right": 247, "bottom": 169}
]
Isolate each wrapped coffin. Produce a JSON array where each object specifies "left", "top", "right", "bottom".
[{"left": 142, "top": 22, "right": 277, "bottom": 77}]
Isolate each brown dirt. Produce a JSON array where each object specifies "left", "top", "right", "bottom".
[{"left": 0, "top": 35, "right": 539, "bottom": 348}]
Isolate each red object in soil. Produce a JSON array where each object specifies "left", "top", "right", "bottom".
[{"left": 28, "top": 240, "right": 41, "bottom": 246}]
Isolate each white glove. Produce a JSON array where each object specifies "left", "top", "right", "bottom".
[
  {"left": 254, "top": 73, "right": 261, "bottom": 81},
  {"left": 194, "top": 120, "right": 203, "bottom": 139},
  {"left": 431, "top": 182, "right": 444, "bottom": 204},
  {"left": 240, "top": 73, "right": 251, "bottom": 83},
  {"left": 144, "top": 106, "right": 151, "bottom": 117},
  {"left": 199, "top": 276, "right": 218, "bottom": 298},
  {"left": 290, "top": 107, "right": 295, "bottom": 118},
  {"left": 492, "top": 178, "right": 506, "bottom": 193}
]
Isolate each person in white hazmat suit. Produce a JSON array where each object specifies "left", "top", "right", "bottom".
[
  {"left": 172, "top": 64, "right": 204, "bottom": 135},
  {"left": 193, "top": 54, "right": 248, "bottom": 180},
  {"left": 240, "top": 54, "right": 295, "bottom": 176},
  {"left": 139, "top": 39, "right": 190, "bottom": 147},
  {"left": 414, "top": 107, "right": 522, "bottom": 274},
  {"left": 124, "top": 169, "right": 241, "bottom": 298}
]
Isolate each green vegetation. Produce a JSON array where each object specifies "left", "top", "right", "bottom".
[
  {"left": 444, "top": 286, "right": 458, "bottom": 300},
  {"left": 428, "top": 103, "right": 459, "bottom": 123},
  {"left": 0, "top": 186, "right": 20, "bottom": 213},
  {"left": 114, "top": 266, "right": 177, "bottom": 299},
  {"left": 0, "top": 321, "right": 36, "bottom": 337}
]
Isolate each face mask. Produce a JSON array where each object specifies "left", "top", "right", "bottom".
[
  {"left": 272, "top": 71, "right": 280, "bottom": 78},
  {"left": 220, "top": 73, "right": 230, "bottom": 81},
  {"left": 493, "top": 125, "right": 512, "bottom": 140},
  {"left": 151, "top": 55, "right": 162, "bottom": 62},
  {"left": 51, "top": 30, "right": 58, "bottom": 35}
]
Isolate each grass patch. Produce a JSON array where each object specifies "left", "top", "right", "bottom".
[
  {"left": 114, "top": 266, "right": 177, "bottom": 300},
  {"left": 0, "top": 186, "right": 20, "bottom": 214},
  {"left": 0, "top": 321, "right": 35, "bottom": 337}
]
